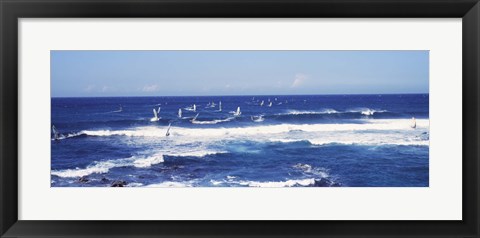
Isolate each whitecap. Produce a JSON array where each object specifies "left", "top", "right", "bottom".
[
  {"left": 239, "top": 178, "right": 316, "bottom": 187},
  {"left": 145, "top": 182, "right": 191, "bottom": 187}
]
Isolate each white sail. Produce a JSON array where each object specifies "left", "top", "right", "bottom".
[
  {"left": 191, "top": 113, "right": 200, "bottom": 122},
  {"left": 219, "top": 101, "right": 222, "bottom": 111},
  {"left": 52, "top": 125, "right": 60, "bottom": 140},
  {"left": 166, "top": 123, "right": 171, "bottom": 136},
  {"left": 185, "top": 104, "right": 196, "bottom": 111},
  {"left": 178, "top": 109, "right": 182, "bottom": 118},
  {"left": 411, "top": 117, "right": 416, "bottom": 129},
  {"left": 150, "top": 107, "right": 160, "bottom": 122},
  {"left": 268, "top": 102, "right": 272, "bottom": 107},
  {"left": 260, "top": 100, "right": 264, "bottom": 106},
  {"left": 234, "top": 107, "right": 241, "bottom": 116}
]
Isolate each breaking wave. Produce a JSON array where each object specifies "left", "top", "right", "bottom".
[
  {"left": 51, "top": 150, "right": 225, "bottom": 178},
  {"left": 277, "top": 109, "right": 339, "bottom": 115},
  {"left": 66, "top": 119, "right": 427, "bottom": 138},
  {"left": 191, "top": 117, "right": 235, "bottom": 125}
]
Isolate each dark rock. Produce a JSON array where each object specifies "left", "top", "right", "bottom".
[
  {"left": 111, "top": 180, "right": 127, "bottom": 187},
  {"left": 101, "top": 177, "right": 109, "bottom": 183},
  {"left": 78, "top": 176, "right": 89, "bottom": 183},
  {"left": 313, "top": 178, "right": 341, "bottom": 187}
]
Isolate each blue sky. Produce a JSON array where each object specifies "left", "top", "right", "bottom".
[{"left": 51, "top": 51, "right": 428, "bottom": 97}]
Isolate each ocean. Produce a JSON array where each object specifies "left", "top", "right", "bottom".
[{"left": 51, "top": 94, "right": 429, "bottom": 187}]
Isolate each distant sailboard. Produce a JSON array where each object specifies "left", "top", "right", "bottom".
[
  {"left": 233, "top": 107, "right": 241, "bottom": 117},
  {"left": 185, "top": 104, "right": 197, "bottom": 112},
  {"left": 191, "top": 113, "right": 200, "bottom": 123},
  {"left": 178, "top": 109, "right": 182, "bottom": 118},
  {"left": 150, "top": 107, "right": 161, "bottom": 122},
  {"left": 52, "top": 125, "right": 60, "bottom": 140},
  {"left": 109, "top": 105, "right": 123, "bottom": 113},
  {"left": 166, "top": 123, "right": 171, "bottom": 136}
]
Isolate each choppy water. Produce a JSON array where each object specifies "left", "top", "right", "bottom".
[{"left": 51, "top": 94, "right": 429, "bottom": 187}]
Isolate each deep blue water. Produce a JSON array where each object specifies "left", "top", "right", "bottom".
[{"left": 51, "top": 94, "right": 429, "bottom": 187}]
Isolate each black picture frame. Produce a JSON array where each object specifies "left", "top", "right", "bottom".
[{"left": 1, "top": 0, "right": 479, "bottom": 237}]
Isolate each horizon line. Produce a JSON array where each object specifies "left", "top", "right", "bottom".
[{"left": 51, "top": 92, "right": 429, "bottom": 99}]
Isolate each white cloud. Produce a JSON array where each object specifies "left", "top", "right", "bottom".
[
  {"left": 142, "top": 84, "right": 159, "bottom": 92},
  {"left": 291, "top": 73, "right": 309, "bottom": 88}
]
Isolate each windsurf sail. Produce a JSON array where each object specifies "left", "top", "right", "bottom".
[
  {"left": 234, "top": 107, "right": 241, "bottom": 116},
  {"left": 219, "top": 101, "right": 222, "bottom": 111},
  {"left": 411, "top": 117, "right": 416, "bottom": 129},
  {"left": 260, "top": 100, "right": 264, "bottom": 106},
  {"left": 151, "top": 107, "right": 161, "bottom": 121},
  {"left": 52, "top": 125, "right": 60, "bottom": 140},
  {"left": 166, "top": 123, "right": 171, "bottom": 136},
  {"left": 178, "top": 109, "right": 182, "bottom": 118},
  {"left": 193, "top": 104, "right": 196, "bottom": 112},
  {"left": 268, "top": 102, "right": 272, "bottom": 107},
  {"left": 191, "top": 113, "right": 200, "bottom": 122}
]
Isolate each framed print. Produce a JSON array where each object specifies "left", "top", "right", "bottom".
[{"left": 1, "top": 0, "right": 479, "bottom": 237}]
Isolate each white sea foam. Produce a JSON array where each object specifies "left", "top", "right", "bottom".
[
  {"left": 172, "top": 119, "right": 429, "bottom": 138},
  {"left": 306, "top": 137, "right": 429, "bottom": 146},
  {"left": 132, "top": 153, "right": 165, "bottom": 168},
  {"left": 68, "top": 119, "right": 429, "bottom": 148},
  {"left": 239, "top": 178, "right": 316, "bottom": 187},
  {"left": 67, "top": 119, "right": 428, "bottom": 140},
  {"left": 51, "top": 160, "right": 122, "bottom": 178},
  {"left": 293, "top": 163, "right": 313, "bottom": 173},
  {"left": 126, "top": 182, "right": 144, "bottom": 187},
  {"left": 292, "top": 164, "right": 330, "bottom": 178},
  {"left": 269, "top": 133, "right": 428, "bottom": 146},
  {"left": 278, "top": 109, "right": 339, "bottom": 115},
  {"left": 145, "top": 182, "right": 191, "bottom": 187},
  {"left": 165, "top": 150, "right": 225, "bottom": 157},
  {"left": 53, "top": 120, "right": 429, "bottom": 177},
  {"left": 191, "top": 117, "right": 234, "bottom": 124},
  {"left": 251, "top": 115, "right": 265, "bottom": 122},
  {"left": 51, "top": 149, "right": 224, "bottom": 178},
  {"left": 51, "top": 132, "right": 84, "bottom": 141},
  {"left": 210, "top": 180, "right": 223, "bottom": 185},
  {"left": 347, "top": 108, "right": 387, "bottom": 116}
]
